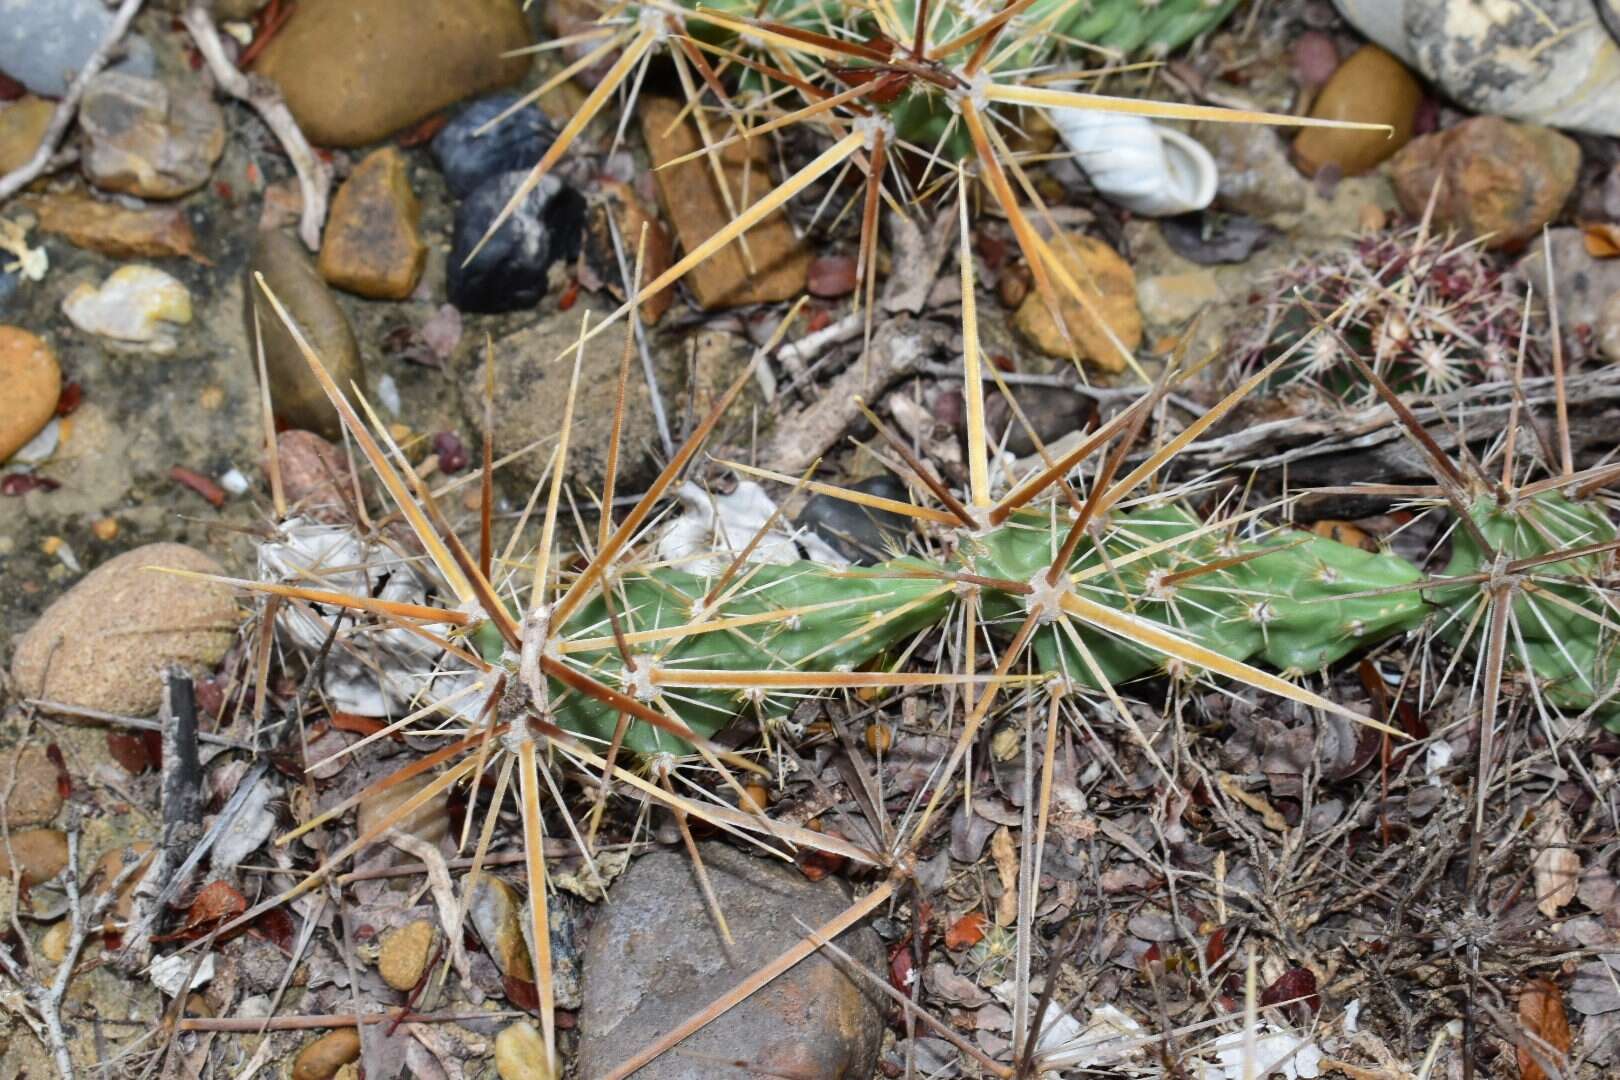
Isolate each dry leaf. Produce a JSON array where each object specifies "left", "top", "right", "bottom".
[
  {"left": 1216, "top": 772, "right": 1289, "bottom": 831},
  {"left": 990, "top": 826, "right": 1019, "bottom": 926},
  {"left": 945, "top": 910, "right": 989, "bottom": 951},
  {"left": 1583, "top": 222, "right": 1620, "bottom": 259},
  {"left": 1518, "top": 977, "right": 1572, "bottom": 1080},
  {"left": 1534, "top": 808, "right": 1580, "bottom": 918}
]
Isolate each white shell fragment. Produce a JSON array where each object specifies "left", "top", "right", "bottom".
[
  {"left": 1050, "top": 108, "right": 1218, "bottom": 217},
  {"left": 62, "top": 265, "right": 193, "bottom": 352},
  {"left": 658, "top": 481, "right": 847, "bottom": 577}
]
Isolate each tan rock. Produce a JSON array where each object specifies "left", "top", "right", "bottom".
[
  {"left": 40, "top": 919, "right": 71, "bottom": 963},
  {"left": 78, "top": 72, "right": 226, "bottom": 199},
  {"left": 0, "top": 828, "right": 69, "bottom": 886},
  {"left": 29, "top": 194, "right": 202, "bottom": 262},
  {"left": 0, "top": 97, "right": 54, "bottom": 176},
  {"left": 11, "top": 544, "right": 238, "bottom": 717},
  {"left": 1011, "top": 234, "right": 1142, "bottom": 372},
  {"left": 253, "top": 0, "right": 530, "bottom": 148},
  {"left": 1293, "top": 46, "right": 1420, "bottom": 177},
  {"left": 356, "top": 773, "right": 449, "bottom": 848},
  {"left": 495, "top": 1021, "right": 553, "bottom": 1080},
  {"left": 1138, "top": 269, "right": 1220, "bottom": 328},
  {"left": 588, "top": 180, "right": 674, "bottom": 324},
  {"left": 318, "top": 148, "right": 426, "bottom": 300},
  {"left": 377, "top": 918, "right": 435, "bottom": 991},
  {"left": 1391, "top": 117, "right": 1580, "bottom": 251},
  {"left": 0, "top": 746, "right": 64, "bottom": 827},
  {"left": 641, "top": 96, "right": 810, "bottom": 309},
  {"left": 93, "top": 842, "right": 154, "bottom": 922},
  {"left": 467, "top": 875, "right": 533, "bottom": 981},
  {"left": 292, "top": 1029, "right": 361, "bottom": 1080},
  {"left": 0, "top": 326, "right": 60, "bottom": 463}
]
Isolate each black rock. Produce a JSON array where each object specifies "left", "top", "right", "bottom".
[
  {"left": 448, "top": 170, "right": 585, "bottom": 314},
  {"left": 796, "top": 474, "right": 914, "bottom": 564},
  {"left": 431, "top": 92, "right": 557, "bottom": 200},
  {"left": 0, "top": 268, "right": 17, "bottom": 312}
]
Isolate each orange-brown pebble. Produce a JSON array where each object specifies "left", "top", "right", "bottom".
[
  {"left": 1293, "top": 46, "right": 1420, "bottom": 177},
  {"left": 92, "top": 518, "right": 120, "bottom": 542},
  {"left": 0, "top": 325, "right": 61, "bottom": 463},
  {"left": 740, "top": 783, "right": 770, "bottom": 814},
  {"left": 292, "top": 1029, "right": 362, "bottom": 1080},
  {"left": 865, "top": 722, "right": 893, "bottom": 756}
]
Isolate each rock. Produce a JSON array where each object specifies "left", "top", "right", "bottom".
[
  {"left": 1293, "top": 46, "right": 1420, "bottom": 177},
  {"left": 578, "top": 844, "right": 885, "bottom": 1080},
  {"left": 0, "top": 325, "right": 60, "bottom": 463},
  {"left": 0, "top": 267, "right": 18, "bottom": 312},
  {"left": 291, "top": 1029, "right": 361, "bottom": 1080},
  {"left": 378, "top": 918, "right": 435, "bottom": 991},
  {"left": 432, "top": 92, "right": 556, "bottom": 200},
  {"left": 93, "top": 843, "right": 154, "bottom": 921},
  {"left": 1517, "top": 228, "right": 1620, "bottom": 351},
  {"left": 28, "top": 194, "right": 202, "bottom": 261},
  {"left": 1138, "top": 268, "right": 1221, "bottom": 327},
  {"left": 62, "top": 266, "right": 192, "bottom": 353},
  {"left": 808, "top": 254, "right": 858, "bottom": 298},
  {"left": 246, "top": 230, "right": 367, "bottom": 439},
  {"left": 985, "top": 384, "right": 1089, "bottom": 458},
  {"left": 11, "top": 543, "right": 238, "bottom": 717},
  {"left": 495, "top": 1022, "right": 552, "bottom": 1080},
  {"left": 0, "top": 96, "right": 53, "bottom": 175},
  {"left": 641, "top": 96, "right": 810, "bottom": 309},
  {"left": 0, "top": 829, "right": 69, "bottom": 886},
  {"left": 467, "top": 875, "right": 532, "bottom": 981},
  {"left": 796, "top": 475, "right": 914, "bottom": 565},
  {"left": 272, "top": 429, "right": 356, "bottom": 522},
  {"left": 252, "top": 0, "right": 530, "bottom": 148},
  {"left": 448, "top": 170, "right": 585, "bottom": 314},
  {"left": 0, "top": 746, "right": 64, "bottom": 827},
  {"left": 1601, "top": 290, "right": 1620, "bottom": 363},
  {"left": 0, "top": 0, "right": 155, "bottom": 98},
  {"left": 582, "top": 180, "right": 674, "bottom": 324},
  {"left": 318, "top": 148, "right": 426, "bottom": 300},
  {"left": 467, "top": 304, "right": 661, "bottom": 494},
  {"left": 78, "top": 72, "right": 225, "bottom": 200},
  {"left": 356, "top": 773, "right": 450, "bottom": 847},
  {"left": 1391, "top": 117, "right": 1579, "bottom": 251},
  {"left": 40, "top": 919, "right": 70, "bottom": 964},
  {"left": 1292, "top": 31, "right": 1340, "bottom": 89},
  {"left": 1011, "top": 233, "right": 1142, "bottom": 371}
]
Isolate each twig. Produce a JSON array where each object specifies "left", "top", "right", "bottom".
[
  {"left": 24, "top": 699, "right": 253, "bottom": 750},
  {"left": 181, "top": 3, "right": 330, "bottom": 250},
  {"left": 0, "top": 0, "right": 146, "bottom": 204}
]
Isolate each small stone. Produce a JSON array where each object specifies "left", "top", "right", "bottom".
[
  {"left": 1292, "top": 31, "right": 1340, "bottom": 89},
  {"left": 291, "top": 1029, "right": 361, "bottom": 1080},
  {"left": 11, "top": 543, "right": 238, "bottom": 717},
  {"left": 807, "top": 254, "right": 858, "bottom": 298},
  {"left": 246, "top": 230, "right": 367, "bottom": 439},
  {"left": 318, "top": 148, "right": 426, "bottom": 300},
  {"left": 357, "top": 773, "right": 450, "bottom": 848},
  {"left": 578, "top": 845, "right": 885, "bottom": 1080},
  {"left": 1293, "top": 47, "right": 1421, "bottom": 178},
  {"left": 62, "top": 266, "right": 192, "bottom": 353},
  {"left": 40, "top": 919, "right": 71, "bottom": 963},
  {"left": 1518, "top": 229, "right": 1620, "bottom": 345},
  {"left": 1391, "top": 117, "right": 1580, "bottom": 251},
  {"left": 0, "top": 746, "right": 64, "bottom": 827},
  {"left": 78, "top": 72, "right": 225, "bottom": 200},
  {"left": 432, "top": 93, "right": 556, "bottom": 200},
  {"left": 0, "top": 325, "right": 60, "bottom": 462},
  {"left": 29, "top": 193, "right": 202, "bottom": 261},
  {"left": 92, "top": 518, "right": 120, "bottom": 542},
  {"left": 582, "top": 180, "right": 674, "bottom": 324},
  {"left": 641, "top": 96, "right": 810, "bottom": 309},
  {"left": 93, "top": 843, "right": 154, "bottom": 922},
  {"left": 1011, "top": 233, "right": 1142, "bottom": 371},
  {"left": 467, "top": 875, "right": 532, "bottom": 982},
  {"left": 495, "top": 1021, "right": 553, "bottom": 1080},
  {"left": 0, "top": 828, "right": 69, "bottom": 886},
  {"left": 253, "top": 0, "right": 530, "bottom": 148},
  {"left": 796, "top": 475, "right": 913, "bottom": 565},
  {"left": 448, "top": 170, "right": 585, "bottom": 314},
  {"left": 1137, "top": 269, "right": 1221, "bottom": 328},
  {"left": 273, "top": 429, "right": 356, "bottom": 522},
  {"left": 1600, "top": 291, "right": 1620, "bottom": 363},
  {"left": 377, "top": 919, "right": 435, "bottom": 991},
  {"left": 0, "top": 96, "right": 54, "bottom": 175},
  {"left": 0, "top": 0, "right": 154, "bottom": 98}
]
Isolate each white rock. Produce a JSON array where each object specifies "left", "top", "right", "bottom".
[
  {"left": 62, "top": 266, "right": 192, "bottom": 353},
  {"left": 148, "top": 952, "right": 215, "bottom": 997}
]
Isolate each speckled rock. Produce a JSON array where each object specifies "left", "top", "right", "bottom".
[
  {"left": 318, "top": 147, "right": 426, "bottom": 300},
  {"left": 11, "top": 543, "right": 238, "bottom": 717},
  {"left": 252, "top": 0, "right": 530, "bottom": 147},
  {"left": 271, "top": 430, "right": 356, "bottom": 522},
  {"left": 0, "top": 746, "right": 63, "bottom": 827},
  {"left": 246, "top": 230, "right": 366, "bottom": 439},
  {"left": 0, "top": 325, "right": 60, "bottom": 462},
  {"left": 0, "top": 829, "right": 68, "bottom": 886},
  {"left": 0, "top": 0, "right": 154, "bottom": 98},
  {"left": 378, "top": 918, "right": 435, "bottom": 991},
  {"left": 77, "top": 72, "right": 225, "bottom": 200},
  {"left": 1011, "top": 233, "right": 1142, "bottom": 371},
  {"left": 0, "top": 96, "right": 53, "bottom": 176},
  {"left": 1518, "top": 228, "right": 1620, "bottom": 348},
  {"left": 577, "top": 844, "right": 885, "bottom": 1080}
]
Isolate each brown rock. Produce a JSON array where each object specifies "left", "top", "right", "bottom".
[
  {"left": 586, "top": 180, "right": 674, "bottom": 324},
  {"left": 377, "top": 918, "right": 435, "bottom": 991},
  {"left": 1011, "top": 233, "right": 1142, "bottom": 372},
  {"left": 0, "top": 96, "right": 54, "bottom": 175},
  {"left": 78, "top": 72, "right": 225, "bottom": 199},
  {"left": 0, "top": 326, "right": 60, "bottom": 462},
  {"left": 808, "top": 254, "right": 858, "bottom": 298},
  {"left": 356, "top": 773, "right": 450, "bottom": 848},
  {"left": 11, "top": 544, "right": 238, "bottom": 717},
  {"left": 641, "top": 96, "right": 810, "bottom": 309},
  {"left": 495, "top": 1022, "right": 553, "bottom": 1080},
  {"left": 1293, "top": 46, "right": 1420, "bottom": 177},
  {"left": 28, "top": 194, "right": 202, "bottom": 261},
  {"left": 318, "top": 148, "right": 425, "bottom": 300},
  {"left": 93, "top": 843, "right": 154, "bottom": 922},
  {"left": 0, "top": 746, "right": 64, "bottom": 827},
  {"left": 272, "top": 429, "right": 356, "bottom": 522},
  {"left": 1391, "top": 117, "right": 1580, "bottom": 250},
  {"left": 40, "top": 920, "right": 71, "bottom": 963},
  {"left": 292, "top": 1029, "right": 361, "bottom": 1080},
  {"left": 467, "top": 875, "right": 533, "bottom": 981},
  {"left": 253, "top": 0, "right": 530, "bottom": 148},
  {"left": 0, "top": 829, "right": 69, "bottom": 886}
]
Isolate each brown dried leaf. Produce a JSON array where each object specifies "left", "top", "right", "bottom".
[
  {"left": 990, "top": 826, "right": 1018, "bottom": 927},
  {"left": 1217, "top": 772, "right": 1288, "bottom": 831},
  {"left": 1535, "top": 809, "right": 1580, "bottom": 918},
  {"left": 1518, "top": 977, "right": 1572, "bottom": 1080}
]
